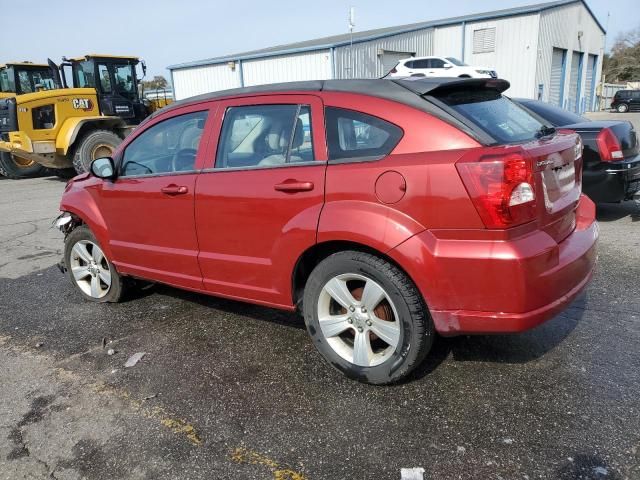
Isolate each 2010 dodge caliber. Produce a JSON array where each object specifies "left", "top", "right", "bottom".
[{"left": 57, "top": 77, "right": 598, "bottom": 384}]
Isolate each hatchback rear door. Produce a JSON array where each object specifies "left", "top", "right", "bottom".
[{"left": 194, "top": 94, "right": 327, "bottom": 308}]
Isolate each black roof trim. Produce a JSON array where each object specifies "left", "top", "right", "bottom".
[{"left": 148, "top": 78, "right": 505, "bottom": 145}]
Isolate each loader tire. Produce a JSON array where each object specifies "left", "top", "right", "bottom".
[
  {"left": 0, "top": 152, "right": 46, "bottom": 179},
  {"left": 48, "top": 168, "right": 77, "bottom": 180},
  {"left": 72, "top": 130, "right": 122, "bottom": 174}
]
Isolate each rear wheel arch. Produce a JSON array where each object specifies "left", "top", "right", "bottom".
[
  {"left": 291, "top": 240, "right": 420, "bottom": 310},
  {"left": 59, "top": 118, "right": 126, "bottom": 156}
]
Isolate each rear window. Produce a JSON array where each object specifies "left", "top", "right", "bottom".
[
  {"left": 434, "top": 89, "right": 545, "bottom": 143},
  {"left": 517, "top": 100, "right": 587, "bottom": 127}
]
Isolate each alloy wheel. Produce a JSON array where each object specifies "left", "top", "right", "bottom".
[
  {"left": 69, "top": 240, "right": 111, "bottom": 298},
  {"left": 317, "top": 273, "right": 401, "bottom": 367}
]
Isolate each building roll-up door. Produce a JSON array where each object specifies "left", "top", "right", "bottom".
[
  {"left": 549, "top": 48, "right": 566, "bottom": 107},
  {"left": 380, "top": 51, "right": 415, "bottom": 76},
  {"left": 568, "top": 51, "right": 583, "bottom": 113},
  {"left": 583, "top": 54, "right": 598, "bottom": 112}
]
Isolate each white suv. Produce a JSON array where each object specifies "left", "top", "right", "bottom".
[{"left": 387, "top": 56, "right": 497, "bottom": 79}]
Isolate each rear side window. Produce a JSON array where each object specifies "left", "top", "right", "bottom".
[
  {"left": 412, "top": 59, "right": 429, "bottom": 69},
  {"left": 434, "top": 89, "right": 544, "bottom": 144},
  {"left": 325, "top": 107, "right": 403, "bottom": 161}
]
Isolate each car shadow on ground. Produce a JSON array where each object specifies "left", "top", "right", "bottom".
[
  {"left": 596, "top": 199, "right": 640, "bottom": 222},
  {"left": 133, "top": 279, "right": 585, "bottom": 382},
  {"left": 142, "top": 283, "right": 307, "bottom": 330},
  {"left": 407, "top": 294, "right": 587, "bottom": 382}
]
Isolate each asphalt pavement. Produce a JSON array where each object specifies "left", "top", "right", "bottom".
[{"left": 0, "top": 165, "right": 639, "bottom": 479}]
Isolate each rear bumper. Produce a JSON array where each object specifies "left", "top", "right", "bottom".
[
  {"left": 584, "top": 155, "right": 640, "bottom": 202},
  {"left": 388, "top": 195, "right": 598, "bottom": 336}
]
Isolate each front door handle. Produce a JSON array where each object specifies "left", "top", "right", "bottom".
[
  {"left": 161, "top": 184, "right": 189, "bottom": 195},
  {"left": 274, "top": 180, "right": 314, "bottom": 193}
]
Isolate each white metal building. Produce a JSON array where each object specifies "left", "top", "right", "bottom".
[{"left": 168, "top": 0, "right": 605, "bottom": 113}]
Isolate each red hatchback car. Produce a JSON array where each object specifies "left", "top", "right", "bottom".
[{"left": 57, "top": 78, "right": 598, "bottom": 384}]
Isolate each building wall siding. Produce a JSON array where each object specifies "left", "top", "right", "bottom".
[
  {"left": 334, "top": 29, "right": 433, "bottom": 79},
  {"left": 171, "top": 63, "right": 240, "bottom": 100},
  {"left": 536, "top": 2, "right": 604, "bottom": 111},
  {"left": 242, "top": 50, "right": 332, "bottom": 87},
  {"left": 463, "top": 13, "right": 540, "bottom": 98},
  {"left": 432, "top": 25, "right": 463, "bottom": 59},
  {"left": 170, "top": 3, "right": 605, "bottom": 106}
]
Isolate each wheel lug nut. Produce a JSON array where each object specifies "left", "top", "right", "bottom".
[
  {"left": 347, "top": 318, "right": 353, "bottom": 324},
  {"left": 361, "top": 307, "right": 367, "bottom": 313},
  {"left": 366, "top": 320, "right": 372, "bottom": 326},
  {"left": 357, "top": 327, "right": 363, "bottom": 333},
  {"left": 349, "top": 306, "right": 355, "bottom": 312}
]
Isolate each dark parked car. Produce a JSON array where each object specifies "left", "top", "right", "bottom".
[
  {"left": 56, "top": 78, "right": 597, "bottom": 384},
  {"left": 611, "top": 89, "right": 640, "bottom": 113},
  {"left": 515, "top": 98, "right": 640, "bottom": 203}
]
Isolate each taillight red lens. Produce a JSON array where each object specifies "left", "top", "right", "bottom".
[
  {"left": 456, "top": 150, "right": 537, "bottom": 229},
  {"left": 390, "top": 68, "right": 397, "bottom": 74},
  {"left": 596, "top": 127, "right": 624, "bottom": 162}
]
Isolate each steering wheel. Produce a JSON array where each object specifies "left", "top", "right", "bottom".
[{"left": 172, "top": 148, "right": 197, "bottom": 172}]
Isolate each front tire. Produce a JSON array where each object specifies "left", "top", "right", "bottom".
[
  {"left": 617, "top": 104, "right": 629, "bottom": 113},
  {"left": 72, "top": 129, "right": 122, "bottom": 174},
  {"left": 303, "top": 251, "right": 433, "bottom": 384},
  {"left": 64, "top": 225, "right": 125, "bottom": 303},
  {"left": 0, "top": 152, "right": 46, "bottom": 179}
]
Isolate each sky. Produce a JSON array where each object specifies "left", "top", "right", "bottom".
[{"left": 0, "top": 0, "right": 636, "bottom": 80}]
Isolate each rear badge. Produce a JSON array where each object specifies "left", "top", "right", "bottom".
[{"left": 537, "top": 159, "right": 554, "bottom": 167}]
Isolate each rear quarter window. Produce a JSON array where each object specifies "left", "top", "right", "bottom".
[
  {"left": 434, "top": 89, "right": 544, "bottom": 144},
  {"left": 325, "top": 107, "right": 403, "bottom": 161}
]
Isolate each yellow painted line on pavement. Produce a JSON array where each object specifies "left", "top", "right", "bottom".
[{"left": 231, "top": 446, "right": 307, "bottom": 480}]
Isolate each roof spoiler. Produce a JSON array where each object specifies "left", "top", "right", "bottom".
[{"left": 392, "top": 77, "right": 510, "bottom": 96}]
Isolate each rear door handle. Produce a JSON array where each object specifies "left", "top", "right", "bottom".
[
  {"left": 274, "top": 180, "right": 314, "bottom": 193},
  {"left": 161, "top": 185, "right": 189, "bottom": 195}
]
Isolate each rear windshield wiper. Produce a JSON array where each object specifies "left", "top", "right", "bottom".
[{"left": 535, "top": 125, "right": 557, "bottom": 138}]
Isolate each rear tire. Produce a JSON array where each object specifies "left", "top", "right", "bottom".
[
  {"left": 458, "top": 74, "right": 471, "bottom": 78},
  {"left": 617, "top": 104, "right": 629, "bottom": 113},
  {"left": 72, "top": 130, "right": 122, "bottom": 174},
  {"left": 64, "top": 225, "right": 125, "bottom": 303},
  {"left": 302, "top": 251, "right": 433, "bottom": 385},
  {"left": 0, "top": 152, "right": 46, "bottom": 179}
]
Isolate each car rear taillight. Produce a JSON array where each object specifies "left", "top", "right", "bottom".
[
  {"left": 596, "top": 127, "right": 624, "bottom": 162},
  {"left": 456, "top": 149, "right": 536, "bottom": 229},
  {"left": 389, "top": 67, "right": 397, "bottom": 74}
]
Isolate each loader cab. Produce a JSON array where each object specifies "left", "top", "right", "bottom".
[
  {"left": 0, "top": 63, "right": 57, "bottom": 96},
  {"left": 67, "top": 55, "right": 147, "bottom": 125}
]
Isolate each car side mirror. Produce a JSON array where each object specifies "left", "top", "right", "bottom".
[
  {"left": 90, "top": 157, "right": 116, "bottom": 180},
  {"left": 443, "top": 64, "right": 453, "bottom": 69}
]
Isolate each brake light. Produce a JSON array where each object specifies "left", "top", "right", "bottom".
[
  {"left": 596, "top": 128, "right": 624, "bottom": 162},
  {"left": 390, "top": 68, "right": 397, "bottom": 74},
  {"left": 456, "top": 150, "right": 536, "bottom": 229}
]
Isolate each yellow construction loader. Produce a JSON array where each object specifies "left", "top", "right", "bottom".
[
  {"left": 0, "top": 61, "right": 60, "bottom": 176},
  {"left": 0, "top": 54, "right": 172, "bottom": 178}
]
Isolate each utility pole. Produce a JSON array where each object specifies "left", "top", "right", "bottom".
[{"left": 346, "top": 6, "right": 355, "bottom": 78}]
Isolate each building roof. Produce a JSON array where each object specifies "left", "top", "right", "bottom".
[{"left": 168, "top": 0, "right": 605, "bottom": 70}]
